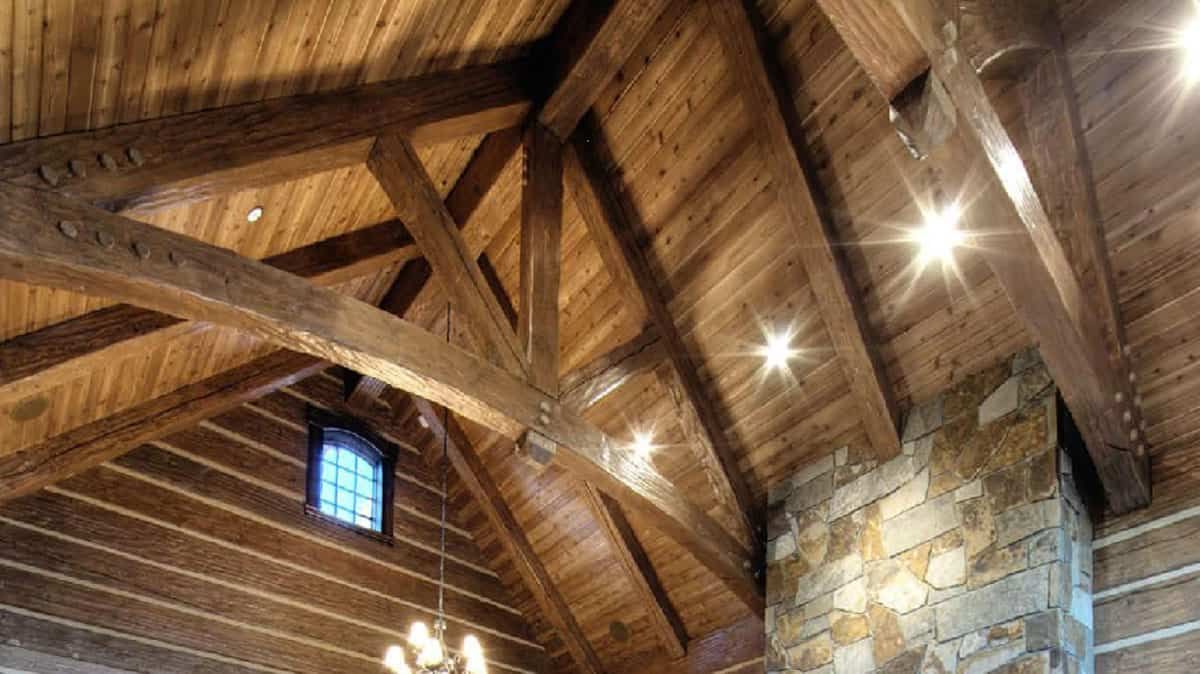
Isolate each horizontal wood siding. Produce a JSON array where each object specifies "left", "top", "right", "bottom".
[{"left": 0, "top": 375, "right": 544, "bottom": 674}]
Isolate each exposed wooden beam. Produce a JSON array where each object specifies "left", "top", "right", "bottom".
[
  {"left": 412, "top": 398, "right": 601, "bottom": 674},
  {"left": 0, "top": 351, "right": 325, "bottom": 501},
  {"left": 815, "top": 0, "right": 1148, "bottom": 512},
  {"left": 580, "top": 482, "right": 688, "bottom": 659},
  {"left": 0, "top": 62, "right": 531, "bottom": 214},
  {"left": 369, "top": 134, "right": 527, "bottom": 376},
  {"left": 567, "top": 116, "right": 761, "bottom": 550},
  {"left": 706, "top": 0, "right": 903, "bottom": 460},
  {"left": 615, "top": 614, "right": 764, "bottom": 674},
  {"left": 0, "top": 219, "right": 417, "bottom": 409},
  {"left": 536, "top": 0, "right": 677, "bottom": 140},
  {"left": 560, "top": 327, "right": 666, "bottom": 412},
  {"left": 519, "top": 123, "right": 565, "bottom": 395},
  {"left": 0, "top": 182, "right": 761, "bottom": 610}
]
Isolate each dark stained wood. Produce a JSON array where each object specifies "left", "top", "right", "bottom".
[
  {"left": 0, "top": 61, "right": 532, "bottom": 213},
  {"left": 889, "top": 69, "right": 957, "bottom": 160},
  {"left": 0, "top": 180, "right": 758, "bottom": 606},
  {"left": 344, "top": 371, "right": 390, "bottom": 413},
  {"left": 560, "top": 327, "right": 666, "bottom": 412},
  {"left": 567, "top": 119, "right": 760, "bottom": 551},
  {"left": 581, "top": 482, "right": 688, "bottom": 659},
  {"left": 369, "top": 133, "right": 527, "bottom": 376},
  {"left": 0, "top": 219, "right": 416, "bottom": 409},
  {"left": 519, "top": 123, "right": 564, "bottom": 395},
  {"left": 707, "top": 0, "right": 903, "bottom": 461},
  {"left": 882, "top": 0, "right": 1150, "bottom": 512},
  {"left": 0, "top": 350, "right": 325, "bottom": 501},
  {"left": 413, "top": 398, "right": 601, "bottom": 674},
  {"left": 537, "top": 0, "right": 677, "bottom": 140}
]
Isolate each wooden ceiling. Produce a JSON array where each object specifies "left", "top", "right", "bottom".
[{"left": 1, "top": 0, "right": 1198, "bottom": 671}]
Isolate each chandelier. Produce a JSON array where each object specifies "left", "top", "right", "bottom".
[{"left": 383, "top": 305, "right": 487, "bottom": 674}]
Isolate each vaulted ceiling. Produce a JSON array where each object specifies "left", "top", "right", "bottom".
[{"left": 1, "top": 0, "right": 1197, "bottom": 671}]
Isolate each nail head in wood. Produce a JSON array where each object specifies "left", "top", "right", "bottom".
[
  {"left": 539, "top": 401, "right": 552, "bottom": 413},
  {"left": 99, "top": 153, "right": 119, "bottom": 171},
  {"left": 133, "top": 241, "right": 151, "bottom": 260},
  {"left": 1123, "top": 410, "right": 1132, "bottom": 424},
  {"left": 127, "top": 147, "right": 145, "bottom": 167},
  {"left": 1114, "top": 392, "right": 1124, "bottom": 404},
  {"left": 1130, "top": 428, "right": 1139, "bottom": 442},
  {"left": 95, "top": 230, "right": 115, "bottom": 249},
  {"left": 57, "top": 220, "right": 79, "bottom": 239},
  {"left": 38, "top": 165, "right": 59, "bottom": 186},
  {"left": 538, "top": 413, "right": 550, "bottom": 426}
]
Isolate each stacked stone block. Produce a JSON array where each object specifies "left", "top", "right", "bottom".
[{"left": 765, "top": 350, "right": 1094, "bottom": 674}]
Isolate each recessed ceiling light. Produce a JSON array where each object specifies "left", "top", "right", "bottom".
[
  {"left": 632, "top": 432, "right": 654, "bottom": 455},
  {"left": 915, "top": 203, "right": 965, "bottom": 264},
  {"left": 762, "top": 332, "right": 795, "bottom": 370},
  {"left": 246, "top": 206, "right": 264, "bottom": 223},
  {"left": 1183, "top": 16, "right": 1200, "bottom": 82}
]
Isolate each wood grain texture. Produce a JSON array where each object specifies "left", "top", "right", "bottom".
[
  {"left": 369, "top": 134, "right": 527, "bottom": 376},
  {"left": 0, "top": 180, "right": 758, "bottom": 608},
  {"left": 518, "top": 123, "right": 564, "bottom": 395},
  {"left": 0, "top": 219, "right": 416, "bottom": 408},
  {"left": 707, "top": 0, "right": 902, "bottom": 460},
  {"left": 560, "top": 327, "right": 666, "bottom": 412},
  {"left": 0, "top": 61, "right": 531, "bottom": 213},
  {"left": 414, "top": 398, "right": 594, "bottom": 673},
  {"left": 0, "top": 350, "right": 325, "bottom": 500}
]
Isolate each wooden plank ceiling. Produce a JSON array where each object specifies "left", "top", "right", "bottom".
[{"left": 1, "top": 0, "right": 1197, "bottom": 671}]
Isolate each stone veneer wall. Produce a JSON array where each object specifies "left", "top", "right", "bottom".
[{"left": 765, "top": 350, "right": 1095, "bottom": 674}]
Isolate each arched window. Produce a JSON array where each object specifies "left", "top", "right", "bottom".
[{"left": 306, "top": 408, "right": 397, "bottom": 538}]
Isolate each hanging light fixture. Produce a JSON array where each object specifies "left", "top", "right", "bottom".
[{"left": 384, "top": 304, "right": 487, "bottom": 674}]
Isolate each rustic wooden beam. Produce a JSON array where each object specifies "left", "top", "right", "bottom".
[
  {"left": 519, "top": 124, "right": 565, "bottom": 395},
  {"left": 560, "top": 327, "right": 666, "bottom": 412},
  {"left": 536, "top": 0, "right": 677, "bottom": 140},
  {"left": 412, "top": 398, "right": 601, "bottom": 674},
  {"left": 0, "top": 61, "right": 532, "bottom": 213},
  {"left": 0, "top": 351, "right": 325, "bottom": 501},
  {"left": 580, "top": 482, "right": 688, "bottom": 659},
  {"left": 0, "top": 219, "right": 417, "bottom": 409},
  {"left": 811, "top": 0, "right": 1148, "bottom": 510},
  {"left": 369, "top": 134, "right": 527, "bottom": 376},
  {"left": 614, "top": 614, "right": 764, "bottom": 674},
  {"left": 0, "top": 182, "right": 761, "bottom": 609},
  {"left": 706, "top": 0, "right": 903, "bottom": 461}
]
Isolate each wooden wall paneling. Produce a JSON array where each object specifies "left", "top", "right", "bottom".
[
  {"left": 413, "top": 397, "right": 594, "bottom": 673},
  {"left": 0, "top": 350, "right": 325, "bottom": 501},
  {"left": 0, "top": 181, "right": 759, "bottom": 609},
  {"left": 0, "top": 60, "right": 531, "bottom": 213},
  {"left": 706, "top": 0, "right": 903, "bottom": 462},
  {"left": 0, "top": 219, "right": 418, "bottom": 409},
  {"left": 369, "top": 133, "right": 527, "bottom": 376},
  {"left": 519, "top": 123, "right": 564, "bottom": 395}
]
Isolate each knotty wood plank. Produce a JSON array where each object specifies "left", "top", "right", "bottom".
[
  {"left": 707, "top": 0, "right": 903, "bottom": 461},
  {"left": 0, "top": 219, "right": 416, "bottom": 409},
  {"left": 414, "top": 398, "right": 599, "bottom": 674},
  {"left": 560, "top": 327, "right": 666, "bottom": 412},
  {"left": 518, "top": 123, "right": 564, "bottom": 395},
  {"left": 0, "top": 181, "right": 759, "bottom": 608},
  {"left": 882, "top": 0, "right": 1149, "bottom": 512},
  {"left": 0, "top": 60, "right": 531, "bottom": 212},
  {"left": 567, "top": 116, "right": 762, "bottom": 550},
  {"left": 0, "top": 350, "right": 325, "bottom": 501},
  {"left": 580, "top": 482, "right": 687, "bottom": 659},
  {"left": 369, "top": 134, "right": 527, "bottom": 376}
]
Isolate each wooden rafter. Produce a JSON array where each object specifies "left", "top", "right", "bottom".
[
  {"left": 580, "top": 482, "right": 688, "bottom": 659},
  {"left": 812, "top": 0, "right": 1148, "bottom": 511},
  {"left": 615, "top": 614, "right": 764, "bottom": 674},
  {"left": 0, "top": 351, "right": 325, "bottom": 501},
  {"left": 560, "top": 327, "right": 666, "bottom": 413},
  {"left": 368, "top": 134, "right": 527, "bottom": 375},
  {"left": 518, "top": 123, "right": 565, "bottom": 395},
  {"left": 0, "top": 62, "right": 531, "bottom": 213},
  {"left": 567, "top": 117, "right": 761, "bottom": 550},
  {"left": 0, "top": 219, "right": 417, "bottom": 409},
  {"left": 706, "top": 0, "right": 903, "bottom": 460},
  {"left": 412, "top": 398, "right": 600, "bottom": 674},
  {"left": 0, "top": 181, "right": 761, "bottom": 611}
]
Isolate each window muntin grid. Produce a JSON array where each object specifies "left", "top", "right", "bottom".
[{"left": 316, "top": 429, "right": 384, "bottom": 532}]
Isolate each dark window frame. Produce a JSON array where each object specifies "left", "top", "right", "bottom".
[{"left": 305, "top": 406, "right": 398, "bottom": 543}]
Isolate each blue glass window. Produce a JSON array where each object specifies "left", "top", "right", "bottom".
[{"left": 317, "top": 429, "right": 384, "bottom": 531}]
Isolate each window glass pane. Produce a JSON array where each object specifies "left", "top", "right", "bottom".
[{"left": 314, "top": 428, "right": 386, "bottom": 532}]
